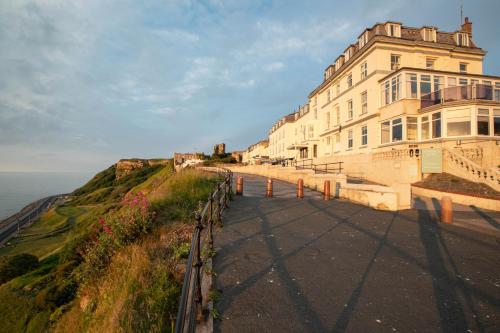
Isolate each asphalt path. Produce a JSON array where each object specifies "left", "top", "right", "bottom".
[{"left": 214, "top": 173, "right": 500, "bottom": 333}]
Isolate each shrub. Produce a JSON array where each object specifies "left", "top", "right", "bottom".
[{"left": 0, "top": 253, "right": 39, "bottom": 285}]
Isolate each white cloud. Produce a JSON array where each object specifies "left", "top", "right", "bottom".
[
  {"left": 152, "top": 28, "right": 200, "bottom": 43},
  {"left": 264, "top": 61, "right": 284, "bottom": 72}
]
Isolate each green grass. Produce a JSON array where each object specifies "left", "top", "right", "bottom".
[{"left": 0, "top": 163, "right": 217, "bottom": 332}]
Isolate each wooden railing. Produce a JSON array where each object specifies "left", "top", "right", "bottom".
[{"left": 174, "top": 167, "right": 232, "bottom": 333}]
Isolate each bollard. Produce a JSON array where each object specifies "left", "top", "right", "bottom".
[
  {"left": 441, "top": 196, "right": 453, "bottom": 224},
  {"left": 266, "top": 178, "right": 273, "bottom": 197},
  {"left": 324, "top": 180, "right": 331, "bottom": 201},
  {"left": 236, "top": 176, "right": 244, "bottom": 195},
  {"left": 297, "top": 178, "right": 304, "bottom": 198}
]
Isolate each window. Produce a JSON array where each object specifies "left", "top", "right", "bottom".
[
  {"left": 459, "top": 78, "right": 468, "bottom": 86},
  {"left": 456, "top": 33, "right": 469, "bottom": 46},
  {"left": 335, "top": 106, "right": 340, "bottom": 125},
  {"left": 391, "top": 54, "right": 400, "bottom": 70},
  {"left": 347, "top": 130, "right": 353, "bottom": 148},
  {"left": 314, "top": 108, "right": 317, "bottom": 120},
  {"left": 493, "top": 109, "right": 500, "bottom": 136},
  {"left": 432, "top": 112, "right": 441, "bottom": 138},
  {"left": 421, "top": 116, "right": 430, "bottom": 140},
  {"left": 434, "top": 76, "right": 444, "bottom": 100},
  {"left": 420, "top": 75, "right": 431, "bottom": 97},
  {"left": 327, "top": 89, "right": 331, "bottom": 102},
  {"left": 347, "top": 73, "right": 353, "bottom": 88},
  {"left": 335, "top": 133, "right": 340, "bottom": 151},
  {"left": 422, "top": 28, "right": 436, "bottom": 42},
  {"left": 361, "top": 125, "right": 368, "bottom": 146},
  {"left": 407, "top": 117, "right": 418, "bottom": 140},
  {"left": 383, "top": 80, "right": 390, "bottom": 105},
  {"left": 426, "top": 58, "right": 435, "bottom": 70},
  {"left": 381, "top": 121, "right": 390, "bottom": 144},
  {"left": 477, "top": 109, "right": 490, "bottom": 135},
  {"left": 448, "top": 77, "right": 457, "bottom": 87},
  {"left": 460, "top": 63, "right": 467, "bottom": 74},
  {"left": 336, "top": 84, "right": 340, "bottom": 96},
  {"left": 361, "top": 91, "right": 367, "bottom": 114},
  {"left": 408, "top": 74, "right": 418, "bottom": 98},
  {"left": 313, "top": 144, "right": 317, "bottom": 158},
  {"left": 361, "top": 62, "right": 367, "bottom": 79},
  {"left": 347, "top": 100, "right": 353, "bottom": 119},
  {"left": 326, "top": 112, "right": 331, "bottom": 130},
  {"left": 387, "top": 23, "right": 400, "bottom": 37},
  {"left": 308, "top": 124, "right": 314, "bottom": 138},
  {"left": 494, "top": 83, "right": 500, "bottom": 102},
  {"left": 359, "top": 32, "right": 369, "bottom": 48},
  {"left": 392, "top": 118, "right": 402, "bottom": 141},
  {"left": 314, "top": 96, "right": 317, "bottom": 105},
  {"left": 446, "top": 109, "right": 471, "bottom": 136},
  {"left": 326, "top": 136, "right": 331, "bottom": 145},
  {"left": 391, "top": 75, "right": 401, "bottom": 102}
]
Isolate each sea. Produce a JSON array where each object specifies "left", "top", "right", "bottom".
[{"left": 0, "top": 172, "right": 93, "bottom": 220}]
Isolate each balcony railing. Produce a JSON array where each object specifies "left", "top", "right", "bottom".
[{"left": 420, "top": 84, "right": 495, "bottom": 109}]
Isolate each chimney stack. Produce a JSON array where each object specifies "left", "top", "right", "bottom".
[{"left": 461, "top": 17, "right": 472, "bottom": 35}]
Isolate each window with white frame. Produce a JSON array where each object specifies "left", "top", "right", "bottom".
[
  {"left": 456, "top": 32, "right": 469, "bottom": 46},
  {"left": 382, "top": 80, "right": 390, "bottom": 106},
  {"left": 421, "top": 116, "right": 430, "bottom": 140},
  {"left": 361, "top": 125, "right": 368, "bottom": 146},
  {"left": 426, "top": 58, "right": 435, "bottom": 70},
  {"left": 347, "top": 73, "right": 353, "bottom": 88},
  {"left": 407, "top": 117, "right": 418, "bottom": 140},
  {"left": 347, "top": 130, "right": 353, "bottom": 148},
  {"left": 347, "top": 100, "right": 353, "bottom": 119},
  {"left": 477, "top": 109, "right": 490, "bottom": 135},
  {"left": 432, "top": 112, "right": 441, "bottom": 138},
  {"left": 392, "top": 118, "right": 403, "bottom": 141},
  {"left": 386, "top": 23, "right": 401, "bottom": 37},
  {"left": 460, "top": 63, "right": 468, "bottom": 74},
  {"left": 391, "top": 75, "right": 401, "bottom": 102},
  {"left": 381, "top": 121, "right": 390, "bottom": 144},
  {"left": 495, "top": 83, "right": 500, "bottom": 102},
  {"left": 420, "top": 75, "right": 431, "bottom": 97},
  {"left": 358, "top": 31, "right": 369, "bottom": 48},
  {"left": 494, "top": 109, "right": 500, "bottom": 136},
  {"left": 361, "top": 91, "right": 367, "bottom": 114},
  {"left": 446, "top": 109, "right": 471, "bottom": 136},
  {"left": 361, "top": 62, "right": 367, "bottom": 79},
  {"left": 390, "top": 54, "right": 400, "bottom": 70},
  {"left": 422, "top": 28, "right": 436, "bottom": 42},
  {"left": 408, "top": 74, "right": 418, "bottom": 98}
]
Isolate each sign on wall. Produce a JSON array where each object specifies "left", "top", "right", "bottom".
[{"left": 421, "top": 148, "right": 442, "bottom": 173}]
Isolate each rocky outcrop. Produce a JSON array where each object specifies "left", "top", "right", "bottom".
[{"left": 115, "top": 159, "right": 169, "bottom": 179}]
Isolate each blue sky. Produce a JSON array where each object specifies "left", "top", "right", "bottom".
[{"left": 0, "top": 0, "right": 498, "bottom": 173}]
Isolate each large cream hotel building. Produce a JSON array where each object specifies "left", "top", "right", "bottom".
[{"left": 253, "top": 18, "right": 500, "bottom": 190}]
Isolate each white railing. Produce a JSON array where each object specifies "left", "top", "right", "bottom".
[{"left": 443, "top": 148, "right": 500, "bottom": 191}]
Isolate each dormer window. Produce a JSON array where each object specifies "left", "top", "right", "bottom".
[
  {"left": 422, "top": 27, "right": 436, "bottom": 42},
  {"left": 335, "top": 56, "right": 345, "bottom": 69},
  {"left": 456, "top": 32, "right": 469, "bottom": 46},
  {"left": 386, "top": 23, "right": 401, "bottom": 37},
  {"left": 358, "top": 31, "right": 369, "bottom": 48},
  {"left": 344, "top": 48, "right": 352, "bottom": 61}
]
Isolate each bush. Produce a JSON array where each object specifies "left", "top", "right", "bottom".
[{"left": 0, "top": 253, "right": 39, "bottom": 285}]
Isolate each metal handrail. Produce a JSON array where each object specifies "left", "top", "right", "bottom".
[
  {"left": 313, "top": 162, "right": 343, "bottom": 174},
  {"left": 175, "top": 168, "right": 233, "bottom": 333}
]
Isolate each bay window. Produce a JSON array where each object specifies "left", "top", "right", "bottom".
[
  {"left": 407, "top": 117, "right": 418, "bottom": 140},
  {"left": 381, "top": 121, "right": 390, "bottom": 144},
  {"left": 495, "top": 83, "right": 500, "bottom": 102},
  {"left": 421, "top": 116, "right": 430, "bottom": 140},
  {"left": 420, "top": 75, "right": 431, "bottom": 97},
  {"left": 432, "top": 112, "right": 441, "bottom": 138},
  {"left": 408, "top": 74, "right": 418, "bottom": 98},
  {"left": 495, "top": 109, "right": 500, "bottom": 136},
  {"left": 391, "top": 75, "right": 401, "bottom": 102},
  {"left": 477, "top": 109, "right": 490, "bottom": 135},
  {"left": 392, "top": 118, "right": 402, "bottom": 141},
  {"left": 446, "top": 109, "right": 471, "bottom": 136}
]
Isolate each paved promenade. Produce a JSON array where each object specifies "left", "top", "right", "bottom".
[{"left": 214, "top": 174, "right": 500, "bottom": 333}]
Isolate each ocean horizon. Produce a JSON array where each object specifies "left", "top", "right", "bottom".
[{"left": 0, "top": 171, "right": 93, "bottom": 220}]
